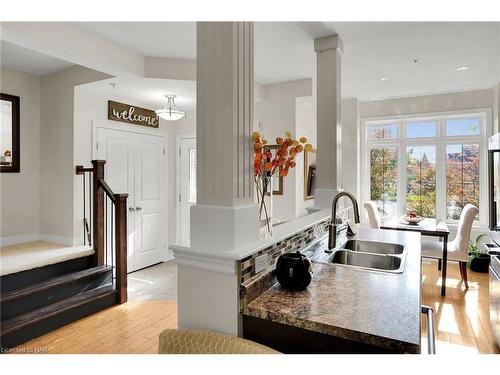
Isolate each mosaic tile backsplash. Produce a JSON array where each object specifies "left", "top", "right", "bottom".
[{"left": 238, "top": 219, "right": 330, "bottom": 286}]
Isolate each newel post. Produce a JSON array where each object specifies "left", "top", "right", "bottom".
[
  {"left": 114, "top": 193, "right": 128, "bottom": 304},
  {"left": 91, "top": 160, "right": 106, "bottom": 266}
]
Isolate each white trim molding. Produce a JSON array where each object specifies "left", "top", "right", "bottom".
[{"left": 171, "top": 248, "right": 237, "bottom": 274}]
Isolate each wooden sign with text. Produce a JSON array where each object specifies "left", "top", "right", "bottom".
[{"left": 108, "top": 100, "right": 159, "bottom": 128}]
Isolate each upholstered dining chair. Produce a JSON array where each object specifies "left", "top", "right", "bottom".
[
  {"left": 364, "top": 201, "right": 381, "bottom": 229},
  {"left": 158, "top": 329, "right": 280, "bottom": 354},
  {"left": 421, "top": 204, "right": 478, "bottom": 289}
]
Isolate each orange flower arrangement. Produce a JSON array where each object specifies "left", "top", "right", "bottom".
[
  {"left": 253, "top": 131, "right": 314, "bottom": 236},
  {"left": 253, "top": 131, "right": 313, "bottom": 179}
]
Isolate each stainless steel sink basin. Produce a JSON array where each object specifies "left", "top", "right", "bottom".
[
  {"left": 341, "top": 239, "right": 404, "bottom": 255},
  {"left": 328, "top": 250, "right": 404, "bottom": 273}
]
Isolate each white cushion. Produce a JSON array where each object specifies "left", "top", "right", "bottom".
[
  {"left": 421, "top": 204, "right": 478, "bottom": 263},
  {"left": 421, "top": 238, "right": 468, "bottom": 262},
  {"left": 364, "top": 201, "right": 381, "bottom": 229}
]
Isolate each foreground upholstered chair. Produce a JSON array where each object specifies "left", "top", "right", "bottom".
[
  {"left": 158, "top": 329, "right": 280, "bottom": 354},
  {"left": 421, "top": 204, "right": 479, "bottom": 289},
  {"left": 364, "top": 201, "right": 381, "bottom": 229}
]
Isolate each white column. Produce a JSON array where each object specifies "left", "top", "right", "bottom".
[
  {"left": 313, "top": 35, "right": 344, "bottom": 209},
  {"left": 192, "top": 22, "right": 259, "bottom": 251},
  {"left": 174, "top": 22, "right": 257, "bottom": 336}
]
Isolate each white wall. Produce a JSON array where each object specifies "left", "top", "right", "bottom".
[
  {"left": 0, "top": 68, "right": 41, "bottom": 242},
  {"left": 254, "top": 79, "right": 313, "bottom": 223},
  {"left": 295, "top": 95, "right": 317, "bottom": 217},
  {"left": 342, "top": 98, "right": 360, "bottom": 198},
  {"left": 359, "top": 88, "right": 495, "bottom": 119},
  {"left": 73, "top": 85, "right": 196, "bottom": 248},
  {"left": 40, "top": 66, "right": 111, "bottom": 245}
]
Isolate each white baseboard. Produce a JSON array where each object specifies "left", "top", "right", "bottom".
[
  {"left": 0, "top": 233, "right": 74, "bottom": 247},
  {"left": 0, "top": 233, "right": 39, "bottom": 247},
  {"left": 163, "top": 249, "right": 175, "bottom": 262}
]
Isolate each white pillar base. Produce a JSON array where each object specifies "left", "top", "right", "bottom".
[
  {"left": 176, "top": 262, "right": 240, "bottom": 335},
  {"left": 314, "top": 188, "right": 343, "bottom": 210},
  {"left": 190, "top": 203, "right": 259, "bottom": 251}
]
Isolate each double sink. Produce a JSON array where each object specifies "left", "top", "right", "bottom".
[{"left": 318, "top": 239, "right": 406, "bottom": 274}]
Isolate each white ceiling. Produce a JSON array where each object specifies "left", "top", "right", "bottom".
[
  {"left": 0, "top": 40, "right": 74, "bottom": 76},
  {"left": 79, "top": 77, "right": 196, "bottom": 112},
  {"left": 75, "top": 22, "right": 500, "bottom": 100}
]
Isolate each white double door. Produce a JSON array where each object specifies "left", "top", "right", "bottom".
[{"left": 96, "top": 127, "right": 166, "bottom": 273}]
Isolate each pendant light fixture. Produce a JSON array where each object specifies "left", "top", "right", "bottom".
[{"left": 156, "top": 94, "right": 186, "bottom": 121}]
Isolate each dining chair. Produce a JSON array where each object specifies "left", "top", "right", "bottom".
[
  {"left": 421, "top": 204, "right": 478, "bottom": 289},
  {"left": 364, "top": 201, "right": 381, "bottom": 229}
]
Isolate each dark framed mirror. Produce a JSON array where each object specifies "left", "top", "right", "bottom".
[
  {"left": 304, "top": 148, "right": 316, "bottom": 200},
  {"left": 0, "top": 93, "right": 20, "bottom": 173},
  {"left": 263, "top": 144, "right": 284, "bottom": 195}
]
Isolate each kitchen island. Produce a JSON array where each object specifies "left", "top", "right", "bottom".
[{"left": 242, "top": 227, "right": 423, "bottom": 354}]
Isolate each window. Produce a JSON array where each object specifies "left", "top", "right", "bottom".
[
  {"left": 405, "top": 120, "right": 437, "bottom": 138},
  {"left": 368, "top": 124, "right": 398, "bottom": 140},
  {"left": 446, "top": 118, "right": 480, "bottom": 136},
  {"left": 446, "top": 144, "right": 480, "bottom": 220},
  {"left": 369, "top": 147, "right": 398, "bottom": 217},
  {"left": 363, "top": 111, "right": 488, "bottom": 225},
  {"left": 406, "top": 145, "right": 436, "bottom": 217}
]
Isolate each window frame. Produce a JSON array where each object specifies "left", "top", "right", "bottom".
[{"left": 361, "top": 108, "right": 491, "bottom": 228}]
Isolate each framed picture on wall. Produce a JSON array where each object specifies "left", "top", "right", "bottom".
[
  {"left": 304, "top": 148, "right": 317, "bottom": 200},
  {"left": 0, "top": 93, "right": 20, "bottom": 173}
]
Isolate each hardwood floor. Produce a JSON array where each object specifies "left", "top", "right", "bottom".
[
  {"left": 421, "top": 259, "right": 500, "bottom": 354},
  {"left": 11, "top": 301, "right": 178, "bottom": 354},
  {"left": 10, "top": 259, "right": 499, "bottom": 354}
]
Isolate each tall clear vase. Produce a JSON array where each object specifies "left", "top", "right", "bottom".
[{"left": 256, "top": 175, "right": 273, "bottom": 238}]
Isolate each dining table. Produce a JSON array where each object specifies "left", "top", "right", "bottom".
[{"left": 381, "top": 218, "right": 450, "bottom": 296}]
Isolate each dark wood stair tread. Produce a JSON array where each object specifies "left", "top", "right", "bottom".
[
  {"left": 1, "top": 284, "right": 115, "bottom": 335},
  {"left": 1, "top": 265, "right": 112, "bottom": 302}
]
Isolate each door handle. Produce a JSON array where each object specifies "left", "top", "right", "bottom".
[
  {"left": 129, "top": 207, "right": 136, "bottom": 212},
  {"left": 135, "top": 206, "right": 143, "bottom": 211}
]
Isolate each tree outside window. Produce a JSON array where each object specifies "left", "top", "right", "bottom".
[
  {"left": 406, "top": 145, "right": 436, "bottom": 217},
  {"left": 370, "top": 147, "right": 398, "bottom": 218}
]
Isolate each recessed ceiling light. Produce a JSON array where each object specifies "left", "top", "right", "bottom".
[
  {"left": 381, "top": 77, "right": 389, "bottom": 81},
  {"left": 457, "top": 66, "right": 471, "bottom": 71}
]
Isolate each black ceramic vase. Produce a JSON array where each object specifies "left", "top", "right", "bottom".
[{"left": 276, "top": 251, "right": 313, "bottom": 291}]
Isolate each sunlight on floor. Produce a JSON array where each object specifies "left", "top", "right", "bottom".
[
  {"left": 434, "top": 277, "right": 478, "bottom": 289},
  {"left": 421, "top": 259, "right": 499, "bottom": 354},
  {"left": 437, "top": 303, "right": 460, "bottom": 335}
]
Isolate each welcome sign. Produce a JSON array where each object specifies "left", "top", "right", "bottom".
[{"left": 108, "top": 100, "right": 159, "bottom": 128}]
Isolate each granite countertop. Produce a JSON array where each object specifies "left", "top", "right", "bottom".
[{"left": 242, "top": 227, "right": 422, "bottom": 353}]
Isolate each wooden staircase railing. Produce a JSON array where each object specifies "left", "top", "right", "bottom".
[{"left": 76, "top": 160, "right": 128, "bottom": 304}]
